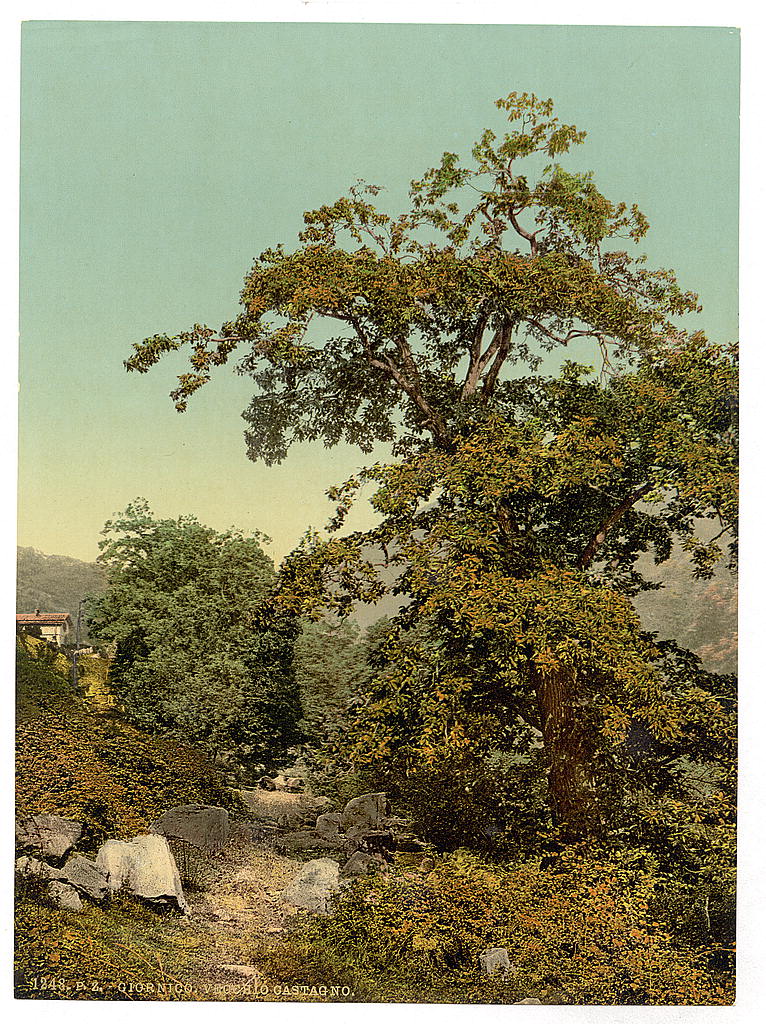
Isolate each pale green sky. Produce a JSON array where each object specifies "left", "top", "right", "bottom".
[{"left": 18, "top": 22, "right": 739, "bottom": 565}]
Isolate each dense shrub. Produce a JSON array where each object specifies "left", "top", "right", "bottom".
[{"left": 273, "top": 849, "right": 733, "bottom": 1005}]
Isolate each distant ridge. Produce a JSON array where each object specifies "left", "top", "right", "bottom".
[{"left": 16, "top": 547, "right": 107, "bottom": 639}]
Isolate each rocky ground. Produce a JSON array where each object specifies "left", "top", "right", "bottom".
[
  {"left": 168, "top": 787, "right": 356, "bottom": 999},
  {"left": 17, "top": 783, "right": 411, "bottom": 1001},
  {"left": 176, "top": 813, "right": 305, "bottom": 997}
]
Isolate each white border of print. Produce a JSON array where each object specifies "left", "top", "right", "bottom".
[{"left": 2, "top": 6, "right": 760, "bottom": 1024}]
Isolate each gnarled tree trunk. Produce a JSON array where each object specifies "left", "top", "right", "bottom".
[{"left": 532, "top": 663, "right": 600, "bottom": 840}]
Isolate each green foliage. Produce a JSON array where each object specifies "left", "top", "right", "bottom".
[
  {"left": 16, "top": 635, "right": 230, "bottom": 846},
  {"left": 292, "top": 617, "right": 369, "bottom": 741},
  {"left": 86, "top": 500, "right": 301, "bottom": 771},
  {"left": 265, "top": 849, "right": 732, "bottom": 1005}
]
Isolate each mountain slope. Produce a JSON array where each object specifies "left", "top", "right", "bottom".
[{"left": 17, "top": 547, "right": 107, "bottom": 638}]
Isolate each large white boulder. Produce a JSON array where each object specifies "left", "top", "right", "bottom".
[
  {"left": 282, "top": 857, "right": 341, "bottom": 915},
  {"left": 96, "top": 834, "right": 188, "bottom": 913}
]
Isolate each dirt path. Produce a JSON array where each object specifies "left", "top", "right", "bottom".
[{"left": 175, "top": 792, "right": 326, "bottom": 998}]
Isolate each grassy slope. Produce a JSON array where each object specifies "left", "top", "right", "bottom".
[{"left": 15, "top": 636, "right": 235, "bottom": 999}]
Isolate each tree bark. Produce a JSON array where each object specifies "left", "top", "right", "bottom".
[{"left": 532, "top": 662, "right": 600, "bottom": 840}]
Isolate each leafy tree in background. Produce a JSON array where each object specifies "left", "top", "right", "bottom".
[
  {"left": 293, "top": 618, "right": 369, "bottom": 741},
  {"left": 126, "top": 94, "right": 737, "bottom": 842},
  {"left": 86, "top": 500, "right": 301, "bottom": 771}
]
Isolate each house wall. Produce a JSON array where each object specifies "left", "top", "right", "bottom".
[{"left": 33, "top": 622, "right": 70, "bottom": 645}]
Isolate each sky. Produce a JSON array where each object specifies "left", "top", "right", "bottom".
[{"left": 17, "top": 21, "right": 740, "bottom": 565}]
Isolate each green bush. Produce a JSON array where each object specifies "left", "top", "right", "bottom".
[{"left": 268, "top": 849, "right": 733, "bottom": 1005}]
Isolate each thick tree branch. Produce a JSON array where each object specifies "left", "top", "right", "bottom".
[
  {"left": 481, "top": 321, "right": 514, "bottom": 400},
  {"left": 348, "top": 314, "right": 452, "bottom": 448},
  {"left": 461, "top": 318, "right": 504, "bottom": 399},
  {"left": 508, "top": 206, "right": 539, "bottom": 255},
  {"left": 578, "top": 483, "right": 652, "bottom": 569}
]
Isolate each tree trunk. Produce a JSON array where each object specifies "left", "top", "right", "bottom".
[{"left": 533, "top": 663, "right": 600, "bottom": 840}]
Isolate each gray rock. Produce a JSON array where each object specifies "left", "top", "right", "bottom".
[
  {"left": 96, "top": 834, "right": 188, "bottom": 913},
  {"left": 418, "top": 856, "right": 436, "bottom": 873},
  {"left": 479, "top": 947, "right": 512, "bottom": 978},
  {"left": 151, "top": 804, "right": 229, "bottom": 852},
  {"left": 16, "top": 855, "right": 64, "bottom": 881},
  {"left": 514, "top": 998, "right": 543, "bottom": 1004},
  {"left": 16, "top": 815, "right": 82, "bottom": 862},
  {"left": 276, "top": 830, "right": 345, "bottom": 855},
  {"left": 282, "top": 857, "right": 341, "bottom": 914},
  {"left": 61, "top": 855, "right": 109, "bottom": 900},
  {"left": 315, "top": 812, "right": 344, "bottom": 838},
  {"left": 48, "top": 881, "right": 83, "bottom": 911},
  {"left": 343, "top": 830, "right": 395, "bottom": 860},
  {"left": 272, "top": 774, "right": 304, "bottom": 792},
  {"left": 258, "top": 776, "right": 277, "bottom": 791},
  {"left": 341, "top": 793, "right": 388, "bottom": 836},
  {"left": 341, "top": 851, "right": 385, "bottom": 878}
]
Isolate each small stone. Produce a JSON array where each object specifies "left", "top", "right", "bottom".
[
  {"left": 479, "top": 946, "right": 512, "bottom": 978},
  {"left": 16, "top": 855, "right": 63, "bottom": 881},
  {"left": 418, "top": 856, "right": 436, "bottom": 873},
  {"left": 514, "top": 998, "right": 543, "bottom": 1004},
  {"left": 341, "top": 851, "right": 385, "bottom": 878},
  {"left": 219, "top": 964, "right": 260, "bottom": 979},
  {"left": 315, "top": 812, "right": 344, "bottom": 839},
  {"left": 48, "top": 881, "right": 83, "bottom": 911},
  {"left": 61, "top": 855, "right": 109, "bottom": 900}
]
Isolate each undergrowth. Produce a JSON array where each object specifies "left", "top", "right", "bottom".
[
  {"left": 16, "top": 636, "right": 231, "bottom": 847},
  {"left": 256, "top": 849, "right": 734, "bottom": 1006}
]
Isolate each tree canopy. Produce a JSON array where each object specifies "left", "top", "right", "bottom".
[
  {"left": 86, "top": 500, "right": 301, "bottom": 770},
  {"left": 125, "top": 93, "right": 737, "bottom": 846}
]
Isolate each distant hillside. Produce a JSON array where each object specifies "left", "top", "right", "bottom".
[
  {"left": 16, "top": 547, "right": 107, "bottom": 639},
  {"left": 634, "top": 547, "right": 737, "bottom": 675}
]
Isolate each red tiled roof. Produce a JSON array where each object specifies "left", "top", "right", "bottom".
[{"left": 16, "top": 613, "right": 72, "bottom": 625}]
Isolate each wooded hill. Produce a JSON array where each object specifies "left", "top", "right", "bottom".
[{"left": 17, "top": 547, "right": 106, "bottom": 639}]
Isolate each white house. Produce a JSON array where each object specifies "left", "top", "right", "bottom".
[{"left": 16, "top": 610, "right": 73, "bottom": 645}]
